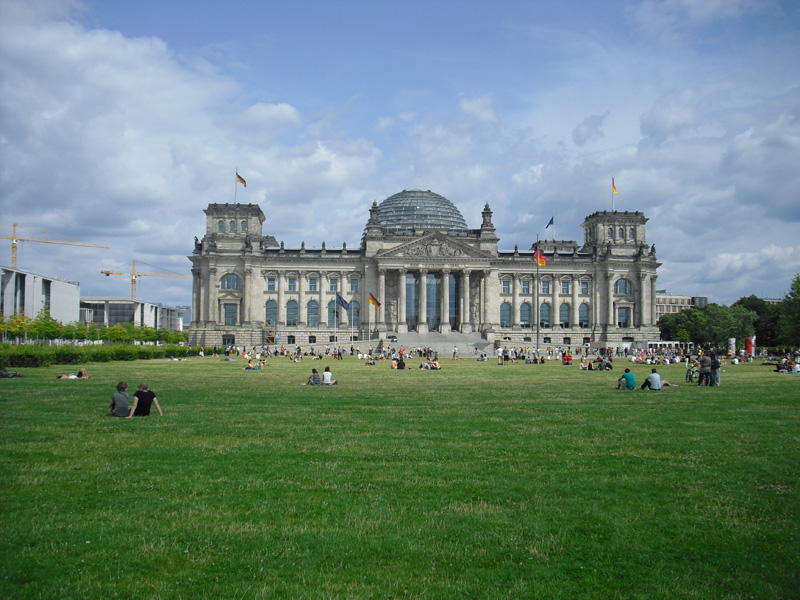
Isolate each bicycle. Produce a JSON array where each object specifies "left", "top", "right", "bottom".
[{"left": 685, "top": 365, "right": 699, "bottom": 383}]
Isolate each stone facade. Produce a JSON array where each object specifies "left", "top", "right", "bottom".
[{"left": 188, "top": 192, "right": 661, "bottom": 350}]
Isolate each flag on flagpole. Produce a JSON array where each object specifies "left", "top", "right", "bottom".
[
  {"left": 369, "top": 293, "right": 382, "bottom": 308},
  {"left": 336, "top": 292, "right": 350, "bottom": 310},
  {"left": 612, "top": 178, "right": 618, "bottom": 195},
  {"left": 236, "top": 172, "right": 247, "bottom": 187},
  {"left": 534, "top": 248, "right": 547, "bottom": 267},
  {"left": 545, "top": 216, "right": 554, "bottom": 229}
]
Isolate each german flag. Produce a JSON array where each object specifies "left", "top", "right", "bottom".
[
  {"left": 369, "top": 293, "right": 382, "bottom": 308},
  {"left": 236, "top": 172, "right": 247, "bottom": 187}
]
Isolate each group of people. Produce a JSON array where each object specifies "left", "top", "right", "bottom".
[
  {"left": 108, "top": 381, "right": 163, "bottom": 418},
  {"left": 306, "top": 366, "right": 337, "bottom": 385},
  {"left": 616, "top": 368, "right": 677, "bottom": 390}
]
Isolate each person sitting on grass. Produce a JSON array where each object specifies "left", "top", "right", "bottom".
[
  {"left": 430, "top": 360, "right": 441, "bottom": 370},
  {"left": 322, "top": 366, "right": 337, "bottom": 385},
  {"left": 616, "top": 368, "right": 636, "bottom": 390},
  {"left": 640, "top": 368, "right": 678, "bottom": 390},
  {"left": 307, "top": 368, "right": 322, "bottom": 385},
  {"left": 58, "top": 368, "right": 89, "bottom": 380},
  {"left": 108, "top": 382, "right": 130, "bottom": 417},
  {"left": 127, "top": 382, "right": 163, "bottom": 417}
]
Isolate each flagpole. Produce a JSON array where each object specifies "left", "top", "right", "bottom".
[
  {"left": 552, "top": 213, "right": 555, "bottom": 241},
  {"left": 611, "top": 176, "right": 614, "bottom": 212}
]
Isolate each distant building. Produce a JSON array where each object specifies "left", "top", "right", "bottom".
[
  {"left": 655, "top": 290, "right": 708, "bottom": 320},
  {"left": 80, "top": 297, "right": 183, "bottom": 330},
  {"left": 1, "top": 265, "right": 80, "bottom": 324},
  {"left": 189, "top": 190, "right": 662, "bottom": 349}
]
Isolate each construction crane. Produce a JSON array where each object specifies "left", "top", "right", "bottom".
[
  {"left": 101, "top": 259, "right": 192, "bottom": 300},
  {"left": 1, "top": 223, "right": 108, "bottom": 269}
]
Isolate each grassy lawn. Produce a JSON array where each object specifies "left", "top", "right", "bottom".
[{"left": 1, "top": 354, "right": 798, "bottom": 599}]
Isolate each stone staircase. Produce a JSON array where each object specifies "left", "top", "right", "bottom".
[{"left": 379, "top": 331, "right": 494, "bottom": 357}]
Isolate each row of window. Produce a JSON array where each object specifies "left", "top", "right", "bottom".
[
  {"left": 218, "top": 220, "right": 249, "bottom": 233},
  {"left": 503, "top": 279, "right": 633, "bottom": 295},
  {"left": 609, "top": 227, "right": 636, "bottom": 240},
  {"left": 499, "top": 302, "right": 592, "bottom": 328},
  {"left": 225, "top": 300, "right": 360, "bottom": 327},
  {"left": 222, "top": 273, "right": 635, "bottom": 296},
  {"left": 221, "top": 273, "right": 358, "bottom": 293}
]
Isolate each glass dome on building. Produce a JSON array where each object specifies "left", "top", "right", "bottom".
[{"left": 377, "top": 189, "right": 468, "bottom": 234}]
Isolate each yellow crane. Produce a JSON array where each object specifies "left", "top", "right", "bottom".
[
  {"left": 101, "top": 259, "right": 191, "bottom": 300},
  {"left": 1, "top": 223, "right": 108, "bottom": 269}
]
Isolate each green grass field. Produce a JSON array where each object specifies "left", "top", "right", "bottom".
[{"left": 1, "top": 354, "right": 798, "bottom": 599}]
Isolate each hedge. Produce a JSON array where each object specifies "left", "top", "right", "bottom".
[{"left": 0, "top": 344, "right": 186, "bottom": 370}]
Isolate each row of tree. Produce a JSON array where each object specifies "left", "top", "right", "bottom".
[
  {"left": 0, "top": 308, "right": 188, "bottom": 345},
  {"left": 658, "top": 274, "right": 800, "bottom": 349}
]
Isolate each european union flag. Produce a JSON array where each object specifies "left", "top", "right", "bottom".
[{"left": 336, "top": 292, "right": 350, "bottom": 310}]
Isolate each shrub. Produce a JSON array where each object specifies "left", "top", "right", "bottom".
[
  {"left": 53, "top": 346, "right": 85, "bottom": 366},
  {"left": 110, "top": 345, "right": 138, "bottom": 362},
  {"left": 90, "top": 346, "right": 112, "bottom": 363}
]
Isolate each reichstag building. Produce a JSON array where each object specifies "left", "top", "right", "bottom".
[{"left": 188, "top": 189, "right": 661, "bottom": 350}]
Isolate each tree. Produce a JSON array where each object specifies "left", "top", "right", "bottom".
[
  {"left": 30, "top": 308, "right": 62, "bottom": 341},
  {"left": 777, "top": 273, "right": 800, "bottom": 346},
  {"left": 732, "top": 295, "right": 780, "bottom": 346},
  {"left": 7, "top": 313, "right": 32, "bottom": 341}
]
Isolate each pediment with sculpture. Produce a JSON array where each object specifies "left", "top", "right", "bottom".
[{"left": 378, "top": 233, "right": 490, "bottom": 261}]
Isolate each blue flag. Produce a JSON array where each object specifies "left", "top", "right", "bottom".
[
  {"left": 336, "top": 292, "right": 350, "bottom": 310},
  {"left": 546, "top": 216, "right": 554, "bottom": 229}
]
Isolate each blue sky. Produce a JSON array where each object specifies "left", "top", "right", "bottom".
[{"left": 1, "top": 0, "right": 799, "bottom": 308}]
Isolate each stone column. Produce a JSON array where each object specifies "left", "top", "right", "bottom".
[
  {"left": 339, "top": 271, "right": 349, "bottom": 328},
  {"left": 243, "top": 266, "right": 252, "bottom": 324},
  {"left": 418, "top": 269, "right": 428, "bottom": 334},
  {"left": 607, "top": 273, "right": 615, "bottom": 327},
  {"left": 648, "top": 275, "right": 658, "bottom": 326},
  {"left": 319, "top": 271, "right": 327, "bottom": 327},
  {"left": 482, "top": 270, "right": 492, "bottom": 329},
  {"left": 441, "top": 269, "right": 451, "bottom": 334},
  {"left": 397, "top": 269, "right": 408, "bottom": 333},
  {"left": 511, "top": 273, "right": 520, "bottom": 328},
  {"left": 461, "top": 270, "right": 471, "bottom": 333},
  {"left": 192, "top": 268, "right": 202, "bottom": 324},
  {"left": 551, "top": 273, "right": 558, "bottom": 328},
  {"left": 277, "top": 272, "right": 285, "bottom": 326},
  {"left": 571, "top": 274, "right": 580, "bottom": 328},
  {"left": 639, "top": 273, "right": 648, "bottom": 328},
  {"left": 378, "top": 268, "right": 386, "bottom": 327},
  {"left": 298, "top": 272, "right": 306, "bottom": 326},
  {"left": 208, "top": 267, "right": 217, "bottom": 324}
]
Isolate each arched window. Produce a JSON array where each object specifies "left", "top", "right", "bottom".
[
  {"left": 628, "top": 227, "right": 634, "bottom": 239},
  {"left": 265, "top": 300, "right": 277, "bottom": 326},
  {"left": 286, "top": 300, "right": 298, "bottom": 326},
  {"left": 348, "top": 301, "right": 360, "bottom": 328},
  {"left": 607, "top": 227, "right": 613, "bottom": 238},
  {"left": 540, "top": 303, "right": 551, "bottom": 328},
  {"left": 241, "top": 220, "right": 248, "bottom": 232},
  {"left": 327, "top": 301, "right": 339, "bottom": 327},
  {"left": 229, "top": 220, "right": 236, "bottom": 233},
  {"left": 220, "top": 273, "right": 242, "bottom": 290},
  {"left": 307, "top": 301, "right": 319, "bottom": 327},
  {"left": 618, "top": 227, "right": 625, "bottom": 239},
  {"left": 559, "top": 303, "right": 570, "bottom": 327},
  {"left": 500, "top": 302, "right": 511, "bottom": 328},
  {"left": 579, "top": 304, "right": 590, "bottom": 327},
  {"left": 614, "top": 278, "right": 633, "bottom": 294},
  {"left": 217, "top": 220, "right": 224, "bottom": 233},
  {"left": 520, "top": 302, "right": 531, "bottom": 328}
]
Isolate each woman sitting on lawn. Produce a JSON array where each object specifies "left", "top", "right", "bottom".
[{"left": 127, "top": 382, "right": 163, "bottom": 417}]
